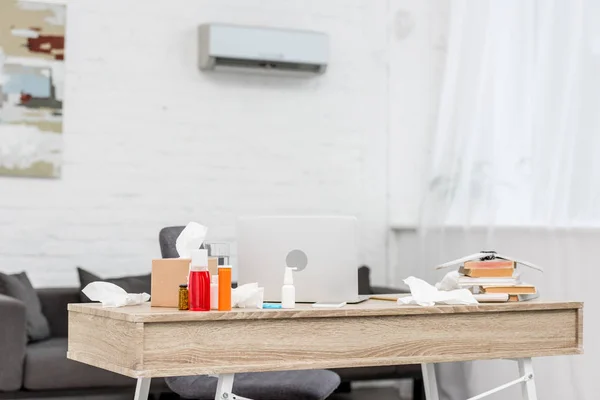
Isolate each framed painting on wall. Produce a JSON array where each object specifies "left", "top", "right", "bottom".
[{"left": 0, "top": 0, "right": 66, "bottom": 178}]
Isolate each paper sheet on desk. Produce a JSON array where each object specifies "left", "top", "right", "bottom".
[{"left": 397, "top": 276, "right": 477, "bottom": 306}]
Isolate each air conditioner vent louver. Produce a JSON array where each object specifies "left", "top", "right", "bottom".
[{"left": 213, "top": 57, "right": 324, "bottom": 73}]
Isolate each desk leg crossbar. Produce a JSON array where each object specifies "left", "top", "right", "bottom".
[{"left": 422, "top": 358, "right": 538, "bottom": 400}]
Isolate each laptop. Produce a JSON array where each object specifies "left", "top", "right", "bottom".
[{"left": 237, "top": 216, "right": 368, "bottom": 304}]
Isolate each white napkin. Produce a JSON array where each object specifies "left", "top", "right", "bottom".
[
  {"left": 232, "top": 283, "right": 264, "bottom": 309},
  {"left": 397, "top": 276, "right": 478, "bottom": 306},
  {"left": 82, "top": 282, "right": 150, "bottom": 307},
  {"left": 175, "top": 222, "right": 208, "bottom": 258}
]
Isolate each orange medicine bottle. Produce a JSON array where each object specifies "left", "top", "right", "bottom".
[{"left": 218, "top": 265, "right": 232, "bottom": 311}]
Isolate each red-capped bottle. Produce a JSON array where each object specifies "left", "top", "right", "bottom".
[{"left": 188, "top": 249, "right": 211, "bottom": 311}]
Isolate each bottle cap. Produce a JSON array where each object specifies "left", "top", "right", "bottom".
[
  {"left": 218, "top": 264, "right": 232, "bottom": 269},
  {"left": 190, "top": 249, "right": 208, "bottom": 271},
  {"left": 179, "top": 284, "right": 188, "bottom": 288},
  {"left": 211, "top": 275, "right": 218, "bottom": 284},
  {"left": 283, "top": 266, "right": 294, "bottom": 285}
]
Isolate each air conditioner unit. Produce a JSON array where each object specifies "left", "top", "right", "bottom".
[{"left": 198, "top": 24, "right": 329, "bottom": 76}]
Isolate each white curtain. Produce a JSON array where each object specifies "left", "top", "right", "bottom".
[{"left": 416, "top": 0, "right": 600, "bottom": 399}]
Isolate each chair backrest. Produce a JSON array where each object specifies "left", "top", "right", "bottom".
[
  {"left": 158, "top": 226, "right": 186, "bottom": 258},
  {"left": 358, "top": 265, "right": 372, "bottom": 295}
]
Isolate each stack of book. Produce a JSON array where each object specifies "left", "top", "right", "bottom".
[{"left": 457, "top": 259, "right": 539, "bottom": 303}]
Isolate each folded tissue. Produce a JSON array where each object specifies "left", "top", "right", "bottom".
[
  {"left": 397, "top": 276, "right": 477, "bottom": 306},
  {"left": 232, "top": 283, "right": 264, "bottom": 309},
  {"left": 175, "top": 222, "right": 208, "bottom": 258},
  {"left": 82, "top": 282, "right": 150, "bottom": 308}
]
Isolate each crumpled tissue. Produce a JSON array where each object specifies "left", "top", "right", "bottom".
[
  {"left": 232, "top": 283, "right": 264, "bottom": 309},
  {"left": 435, "top": 270, "right": 461, "bottom": 291},
  {"left": 397, "top": 276, "right": 477, "bottom": 306},
  {"left": 175, "top": 222, "right": 208, "bottom": 258},
  {"left": 82, "top": 281, "right": 150, "bottom": 307}
]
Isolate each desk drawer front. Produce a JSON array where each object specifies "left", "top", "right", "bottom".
[{"left": 141, "top": 308, "right": 581, "bottom": 377}]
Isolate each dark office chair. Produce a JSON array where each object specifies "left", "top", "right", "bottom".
[{"left": 165, "top": 371, "right": 340, "bottom": 400}]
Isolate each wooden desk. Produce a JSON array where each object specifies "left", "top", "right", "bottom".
[{"left": 67, "top": 300, "right": 583, "bottom": 400}]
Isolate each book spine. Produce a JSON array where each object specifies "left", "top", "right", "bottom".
[
  {"left": 459, "top": 267, "right": 514, "bottom": 278},
  {"left": 464, "top": 260, "right": 516, "bottom": 269}
]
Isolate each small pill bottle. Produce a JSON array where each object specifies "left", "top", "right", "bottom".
[{"left": 178, "top": 284, "right": 189, "bottom": 310}]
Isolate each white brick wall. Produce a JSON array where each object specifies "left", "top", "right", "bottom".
[{"left": 0, "top": 0, "right": 445, "bottom": 287}]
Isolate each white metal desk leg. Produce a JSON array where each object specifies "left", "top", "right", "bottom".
[
  {"left": 134, "top": 378, "right": 151, "bottom": 400},
  {"left": 214, "top": 374, "right": 252, "bottom": 400},
  {"left": 421, "top": 363, "right": 440, "bottom": 400},
  {"left": 517, "top": 358, "right": 538, "bottom": 400},
  {"left": 215, "top": 374, "right": 234, "bottom": 400}
]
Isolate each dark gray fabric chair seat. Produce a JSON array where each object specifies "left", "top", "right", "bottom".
[
  {"left": 166, "top": 370, "right": 340, "bottom": 400},
  {"left": 23, "top": 338, "right": 134, "bottom": 390},
  {"left": 334, "top": 363, "right": 422, "bottom": 382}
]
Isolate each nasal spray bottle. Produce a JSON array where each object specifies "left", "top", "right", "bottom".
[
  {"left": 188, "top": 249, "right": 211, "bottom": 311},
  {"left": 281, "top": 267, "right": 296, "bottom": 309}
]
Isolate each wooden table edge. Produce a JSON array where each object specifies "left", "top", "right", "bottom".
[
  {"left": 67, "top": 301, "right": 584, "bottom": 323},
  {"left": 67, "top": 347, "right": 584, "bottom": 379},
  {"left": 67, "top": 352, "right": 141, "bottom": 378}
]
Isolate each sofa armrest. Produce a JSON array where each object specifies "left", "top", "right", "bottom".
[
  {"left": 0, "top": 294, "right": 26, "bottom": 392},
  {"left": 37, "top": 288, "right": 80, "bottom": 338}
]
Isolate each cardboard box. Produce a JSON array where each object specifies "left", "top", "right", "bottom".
[{"left": 151, "top": 257, "right": 218, "bottom": 308}]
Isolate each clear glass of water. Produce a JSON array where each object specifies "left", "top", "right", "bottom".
[{"left": 204, "top": 242, "right": 230, "bottom": 266}]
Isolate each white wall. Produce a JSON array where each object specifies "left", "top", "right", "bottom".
[
  {"left": 0, "top": 0, "right": 448, "bottom": 287},
  {"left": 0, "top": 0, "right": 421, "bottom": 287},
  {"left": 388, "top": 0, "right": 449, "bottom": 228}
]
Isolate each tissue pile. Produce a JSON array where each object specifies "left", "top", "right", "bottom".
[{"left": 397, "top": 276, "right": 478, "bottom": 306}]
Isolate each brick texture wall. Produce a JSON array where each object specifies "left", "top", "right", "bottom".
[{"left": 0, "top": 0, "right": 398, "bottom": 286}]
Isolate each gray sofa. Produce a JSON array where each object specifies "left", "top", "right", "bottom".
[{"left": 0, "top": 287, "right": 171, "bottom": 399}]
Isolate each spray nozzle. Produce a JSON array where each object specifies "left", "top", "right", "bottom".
[{"left": 283, "top": 267, "right": 296, "bottom": 285}]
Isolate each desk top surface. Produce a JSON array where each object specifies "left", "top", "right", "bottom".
[{"left": 68, "top": 298, "right": 583, "bottom": 323}]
